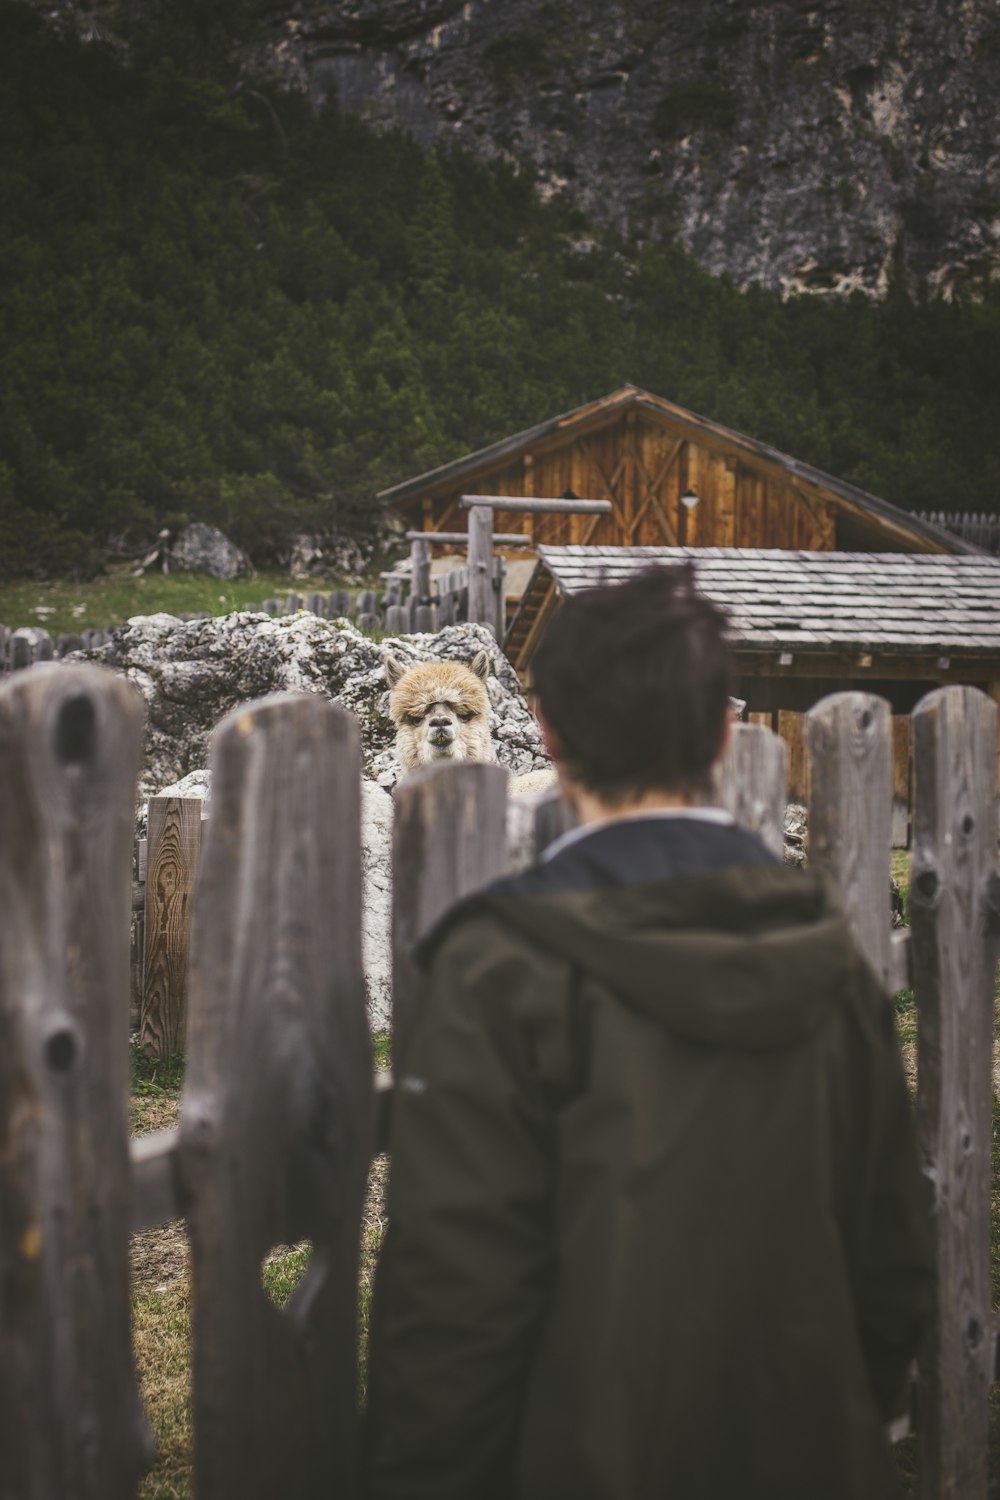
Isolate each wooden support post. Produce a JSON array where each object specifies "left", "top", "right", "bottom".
[
  {"left": 892, "top": 714, "right": 912, "bottom": 850},
  {"left": 777, "top": 709, "right": 810, "bottom": 805},
  {"left": 526, "top": 784, "right": 577, "bottom": 862},
  {"left": 712, "top": 722, "right": 788, "bottom": 860},
  {"left": 140, "top": 796, "right": 202, "bottom": 1058},
  {"left": 806, "top": 692, "right": 892, "bottom": 987},
  {"left": 392, "top": 762, "right": 508, "bottom": 1051},
  {"left": 181, "top": 693, "right": 372, "bottom": 1500},
  {"left": 467, "top": 504, "right": 495, "bottom": 635},
  {"left": 910, "top": 687, "right": 998, "bottom": 1500},
  {"left": 493, "top": 552, "right": 507, "bottom": 640},
  {"left": 0, "top": 664, "right": 151, "bottom": 1497}
]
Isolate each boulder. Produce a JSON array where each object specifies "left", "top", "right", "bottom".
[
  {"left": 169, "top": 523, "right": 254, "bottom": 580},
  {"left": 72, "top": 614, "right": 548, "bottom": 800}
]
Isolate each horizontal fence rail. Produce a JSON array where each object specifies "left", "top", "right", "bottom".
[{"left": 0, "top": 666, "right": 997, "bottom": 1497}]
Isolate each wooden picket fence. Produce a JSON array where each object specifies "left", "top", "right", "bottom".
[
  {"left": 0, "top": 663, "right": 998, "bottom": 1499},
  {"left": 918, "top": 510, "right": 1000, "bottom": 555},
  {"left": 768, "top": 708, "right": 916, "bottom": 847}
]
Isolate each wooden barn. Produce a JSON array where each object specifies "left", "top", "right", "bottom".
[{"left": 380, "top": 383, "right": 970, "bottom": 557}]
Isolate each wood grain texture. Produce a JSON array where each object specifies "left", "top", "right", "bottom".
[
  {"left": 806, "top": 692, "right": 893, "bottom": 986},
  {"left": 712, "top": 722, "right": 788, "bottom": 859},
  {"left": 892, "top": 715, "right": 912, "bottom": 849},
  {"left": 777, "top": 709, "right": 811, "bottom": 805},
  {"left": 910, "top": 687, "right": 997, "bottom": 1500},
  {"left": 392, "top": 761, "right": 509, "bottom": 1053},
  {"left": 466, "top": 504, "right": 495, "bottom": 634},
  {"left": 140, "top": 796, "right": 202, "bottom": 1058},
  {"left": 0, "top": 664, "right": 151, "bottom": 1498},
  {"left": 179, "top": 692, "right": 372, "bottom": 1500}
]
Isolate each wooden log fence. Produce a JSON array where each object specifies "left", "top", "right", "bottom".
[{"left": 1, "top": 664, "right": 999, "bottom": 1495}]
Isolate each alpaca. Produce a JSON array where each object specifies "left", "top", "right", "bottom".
[{"left": 384, "top": 651, "right": 494, "bottom": 772}]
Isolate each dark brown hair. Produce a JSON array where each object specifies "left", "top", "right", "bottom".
[{"left": 530, "top": 564, "right": 734, "bottom": 803}]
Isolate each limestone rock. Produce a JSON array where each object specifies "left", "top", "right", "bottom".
[
  {"left": 169, "top": 523, "right": 254, "bottom": 580},
  {"left": 71, "top": 613, "right": 548, "bottom": 799}
]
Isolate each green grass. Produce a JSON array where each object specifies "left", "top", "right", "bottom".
[{"left": 0, "top": 564, "right": 352, "bottom": 640}]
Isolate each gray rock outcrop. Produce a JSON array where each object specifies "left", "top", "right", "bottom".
[
  {"left": 244, "top": 0, "right": 999, "bottom": 299},
  {"left": 169, "top": 523, "right": 254, "bottom": 580},
  {"left": 74, "top": 612, "right": 548, "bottom": 799}
]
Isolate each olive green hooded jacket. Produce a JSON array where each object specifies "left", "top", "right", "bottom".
[{"left": 365, "top": 856, "right": 933, "bottom": 1500}]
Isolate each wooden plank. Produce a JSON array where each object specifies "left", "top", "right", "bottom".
[
  {"left": 459, "top": 495, "right": 613, "bottom": 514},
  {"left": 466, "top": 503, "right": 495, "bottom": 634},
  {"left": 911, "top": 686, "right": 998, "bottom": 1500},
  {"left": 892, "top": 715, "right": 912, "bottom": 849},
  {"left": 777, "top": 710, "right": 811, "bottom": 805},
  {"left": 492, "top": 554, "right": 506, "bottom": 639},
  {"left": 805, "top": 692, "right": 892, "bottom": 987},
  {"left": 0, "top": 664, "right": 151, "bottom": 1497},
  {"left": 410, "top": 537, "right": 431, "bottom": 612},
  {"left": 712, "top": 722, "right": 788, "bottom": 860},
  {"left": 527, "top": 784, "right": 577, "bottom": 861},
  {"left": 748, "top": 710, "right": 774, "bottom": 730},
  {"left": 404, "top": 531, "right": 534, "bottom": 546},
  {"left": 392, "top": 762, "right": 509, "bottom": 1052},
  {"left": 181, "top": 692, "right": 372, "bottom": 1500},
  {"left": 140, "top": 797, "right": 202, "bottom": 1059}
]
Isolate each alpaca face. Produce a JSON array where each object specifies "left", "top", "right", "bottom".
[{"left": 385, "top": 652, "right": 494, "bottom": 773}]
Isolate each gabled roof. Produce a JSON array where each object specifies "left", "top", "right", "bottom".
[
  {"left": 526, "top": 545, "right": 1000, "bottom": 656},
  {"left": 379, "top": 384, "right": 972, "bottom": 556}
]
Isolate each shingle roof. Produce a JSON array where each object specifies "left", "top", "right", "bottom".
[{"left": 535, "top": 546, "right": 1000, "bottom": 655}]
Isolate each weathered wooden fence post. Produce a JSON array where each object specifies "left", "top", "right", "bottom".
[
  {"left": 410, "top": 536, "right": 436, "bottom": 632},
  {"left": 806, "top": 692, "right": 893, "bottom": 987},
  {"left": 180, "top": 692, "right": 373, "bottom": 1500},
  {"left": 392, "top": 762, "right": 509, "bottom": 1051},
  {"left": 0, "top": 664, "right": 151, "bottom": 1498},
  {"left": 466, "top": 504, "right": 495, "bottom": 635},
  {"left": 712, "top": 721, "right": 788, "bottom": 858},
  {"left": 910, "top": 686, "right": 998, "bottom": 1500},
  {"left": 140, "top": 795, "right": 203, "bottom": 1058}
]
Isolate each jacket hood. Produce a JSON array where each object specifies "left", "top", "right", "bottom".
[{"left": 478, "top": 865, "right": 854, "bottom": 1052}]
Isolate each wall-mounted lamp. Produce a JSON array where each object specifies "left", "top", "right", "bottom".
[
  {"left": 680, "top": 489, "right": 700, "bottom": 510},
  {"left": 936, "top": 655, "right": 951, "bottom": 671},
  {"left": 778, "top": 651, "right": 794, "bottom": 667}
]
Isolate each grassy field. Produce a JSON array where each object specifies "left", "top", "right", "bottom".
[{"left": 0, "top": 564, "right": 364, "bottom": 640}]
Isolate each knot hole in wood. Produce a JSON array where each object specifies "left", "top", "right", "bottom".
[{"left": 54, "top": 693, "right": 96, "bottom": 765}]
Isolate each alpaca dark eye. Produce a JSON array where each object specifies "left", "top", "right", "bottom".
[
  {"left": 456, "top": 709, "right": 477, "bottom": 721},
  {"left": 405, "top": 712, "right": 424, "bottom": 725}
]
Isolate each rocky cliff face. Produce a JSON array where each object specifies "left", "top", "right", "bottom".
[
  {"left": 35, "top": 0, "right": 1000, "bottom": 297},
  {"left": 247, "top": 0, "right": 998, "bottom": 298}
]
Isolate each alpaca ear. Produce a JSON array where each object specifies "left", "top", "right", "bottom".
[
  {"left": 470, "top": 649, "right": 491, "bottom": 682},
  {"left": 384, "top": 654, "right": 406, "bottom": 688}
]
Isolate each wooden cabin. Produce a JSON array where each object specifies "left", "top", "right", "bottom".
[{"left": 379, "top": 384, "right": 970, "bottom": 558}]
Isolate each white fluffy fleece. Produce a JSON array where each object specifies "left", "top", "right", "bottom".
[{"left": 385, "top": 651, "right": 494, "bottom": 772}]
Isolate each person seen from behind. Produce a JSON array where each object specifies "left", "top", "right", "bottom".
[{"left": 364, "top": 563, "right": 934, "bottom": 1500}]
